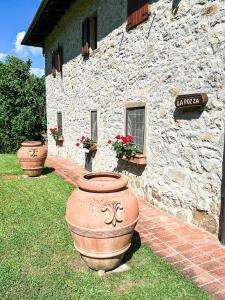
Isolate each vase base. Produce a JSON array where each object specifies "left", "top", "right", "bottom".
[
  {"left": 23, "top": 167, "right": 43, "bottom": 177},
  {"left": 81, "top": 253, "right": 124, "bottom": 271}
]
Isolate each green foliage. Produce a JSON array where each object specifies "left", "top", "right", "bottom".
[{"left": 0, "top": 56, "right": 46, "bottom": 153}]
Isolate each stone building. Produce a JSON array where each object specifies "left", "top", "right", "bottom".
[{"left": 23, "top": 0, "right": 225, "bottom": 236}]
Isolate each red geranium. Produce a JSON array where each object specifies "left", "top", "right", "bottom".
[
  {"left": 50, "top": 127, "right": 57, "bottom": 133},
  {"left": 107, "top": 134, "right": 137, "bottom": 159},
  {"left": 75, "top": 136, "right": 96, "bottom": 150},
  {"left": 121, "top": 137, "right": 127, "bottom": 144}
]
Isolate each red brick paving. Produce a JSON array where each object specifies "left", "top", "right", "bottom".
[{"left": 46, "top": 156, "right": 225, "bottom": 299}]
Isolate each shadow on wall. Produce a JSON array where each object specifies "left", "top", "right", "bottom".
[
  {"left": 219, "top": 131, "right": 225, "bottom": 245},
  {"left": 173, "top": 108, "right": 205, "bottom": 121},
  {"left": 114, "top": 159, "right": 145, "bottom": 176}
]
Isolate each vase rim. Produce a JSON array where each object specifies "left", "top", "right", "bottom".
[
  {"left": 21, "top": 141, "right": 42, "bottom": 147},
  {"left": 77, "top": 172, "right": 128, "bottom": 193}
]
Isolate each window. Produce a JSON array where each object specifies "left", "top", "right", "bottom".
[
  {"left": 126, "top": 107, "right": 145, "bottom": 153},
  {"left": 51, "top": 45, "right": 63, "bottom": 77},
  {"left": 127, "top": 0, "right": 149, "bottom": 31},
  {"left": 91, "top": 111, "right": 97, "bottom": 142},
  {"left": 57, "top": 112, "right": 62, "bottom": 132},
  {"left": 82, "top": 13, "right": 97, "bottom": 56}
]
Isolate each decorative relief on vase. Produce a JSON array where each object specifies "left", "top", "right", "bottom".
[
  {"left": 29, "top": 149, "right": 38, "bottom": 158},
  {"left": 101, "top": 202, "right": 123, "bottom": 227}
]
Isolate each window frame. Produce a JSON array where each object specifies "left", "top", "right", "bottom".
[
  {"left": 91, "top": 110, "right": 98, "bottom": 143},
  {"left": 57, "top": 111, "right": 63, "bottom": 133},
  {"left": 125, "top": 105, "right": 146, "bottom": 154}
]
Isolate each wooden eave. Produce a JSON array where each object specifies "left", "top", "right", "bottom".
[{"left": 22, "top": 0, "right": 76, "bottom": 47}]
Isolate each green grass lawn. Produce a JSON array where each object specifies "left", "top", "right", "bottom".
[
  {"left": 0, "top": 155, "right": 212, "bottom": 300},
  {"left": 0, "top": 154, "right": 23, "bottom": 175}
]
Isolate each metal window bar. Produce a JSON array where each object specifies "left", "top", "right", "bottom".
[{"left": 126, "top": 107, "right": 145, "bottom": 153}]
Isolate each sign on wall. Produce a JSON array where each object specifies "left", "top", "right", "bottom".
[{"left": 175, "top": 93, "right": 208, "bottom": 109}]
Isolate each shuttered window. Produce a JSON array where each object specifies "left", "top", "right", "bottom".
[
  {"left": 55, "top": 46, "right": 63, "bottom": 73},
  {"left": 51, "top": 45, "right": 63, "bottom": 76},
  {"left": 91, "top": 111, "right": 97, "bottom": 142},
  {"left": 82, "top": 18, "right": 90, "bottom": 56},
  {"left": 127, "top": 0, "right": 149, "bottom": 31},
  {"left": 51, "top": 51, "right": 56, "bottom": 77},
  {"left": 126, "top": 107, "right": 145, "bottom": 153}
]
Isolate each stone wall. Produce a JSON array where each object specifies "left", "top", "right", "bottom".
[{"left": 45, "top": 0, "right": 225, "bottom": 234}]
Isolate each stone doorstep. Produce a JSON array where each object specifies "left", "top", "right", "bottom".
[{"left": 46, "top": 156, "right": 225, "bottom": 299}]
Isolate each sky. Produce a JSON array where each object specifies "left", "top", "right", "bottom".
[{"left": 0, "top": 0, "right": 44, "bottom": 77}]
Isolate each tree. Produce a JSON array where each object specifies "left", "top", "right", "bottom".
[{"left": 0, "top": 56, "right": 46, "bottom": 153}]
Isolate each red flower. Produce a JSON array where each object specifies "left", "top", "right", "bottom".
[
  {"left": 115, "top": 135, "right": 121, "bottom": 140},
  {"left": 127, "top": 135, "right": 133, "bottom": 141},
  {"left": 50, "top": 128, "right": 57, "bottom": 133},
  {"left": 75, "top": 143, "right": 80, "bottom": 147},
  {"left": 121, "top": 137, "right": 127, "bottom": 144},
  {"left": 81, "top": 136, "right": 85, "bottom": 140},
  {"left": 108, "top": 139, "right": 112, "bottom": 144}
]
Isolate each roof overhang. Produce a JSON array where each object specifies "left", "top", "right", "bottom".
[{"left": 22, "top": 0, "right": 76, "bottom": 47}]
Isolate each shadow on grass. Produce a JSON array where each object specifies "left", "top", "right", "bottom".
[
  {"left": 123, "top": 231, "right": 141, "bottom": 264},
  {"left": 42, "top": 167, "right": 55, "bottom": 175}
]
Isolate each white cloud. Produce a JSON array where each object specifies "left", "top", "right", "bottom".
[
  {"left": 0, "top": 53, "right": 7, "bottom": 60},
  {"left": 30, "top": 67, "right": 44, "bottom": 77},
  {"left": 14, "top": 31, "right": 42, "bottom": 57}
]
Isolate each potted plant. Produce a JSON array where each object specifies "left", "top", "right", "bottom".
[
  {"left": 76, "top": 136, "right": 97, "bottom": 152},
  {"left": 108, "top": 135, "right": 146, "bottom": 165},
  {"left": 50, "top": 126, "right": 64, "bottom": 142}
]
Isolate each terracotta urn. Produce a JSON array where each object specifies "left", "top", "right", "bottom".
[
  {"left": 17, "top": 141, "right": 47, "bottom": 177},
  {"left": 66, "top": 172, "right": 139, "bottom": 271}
]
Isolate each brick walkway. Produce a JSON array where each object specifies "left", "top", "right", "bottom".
[{"left": 46, "top": 156, "right": 225, "bottom": 299}]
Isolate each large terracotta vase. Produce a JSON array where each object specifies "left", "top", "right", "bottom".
[
  {"left": 66, "top": 172, "right": 139, "bottom": 271},
  {"left": 17, "top": 141, "right": 47, "bottom": 177}
]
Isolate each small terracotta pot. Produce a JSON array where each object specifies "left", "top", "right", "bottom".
[
  {"left": 66, "top": 172, "right": 139, "bottom": 271},
  {"left": 89, "top": 143, "right": 97, "bottom": 152},
  {"left": 17, "top": 141, "right": 47, "bottom": 177},
  {"left": 56, "top": 135, "right": 64, "bottom": 142},
  {"left": 120, "top": 154, "right": 147, "bottom": 166}
]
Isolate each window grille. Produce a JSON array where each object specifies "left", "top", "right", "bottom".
[
  {"left": 126, "top": 107, "right": 145, "bottom": 153},
  {"left": 57, "top": 112, "right": 62, "bottom": 132},
  {"left": 91, "top": 111, "right": 97, "bottom": 142}
]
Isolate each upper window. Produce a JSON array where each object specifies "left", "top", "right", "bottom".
[
  {"left": 51, "top": 45, "right": 63, "bottom": 77},
  {"left": 127, "top": 0, "right": 149, "bottom": 31},
  {"left": 91, "top": 111, "right": 97, "bottom": 142},
  {"left": 126, "top": 107, "right": 145, "bottom": 153},
  {"left": 82, "top": 13, "right": 97, "bottom": 56}
]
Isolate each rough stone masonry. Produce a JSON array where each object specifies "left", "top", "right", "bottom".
[{"left": 45, "top": 0, "right": 225, "bottom": 234}]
